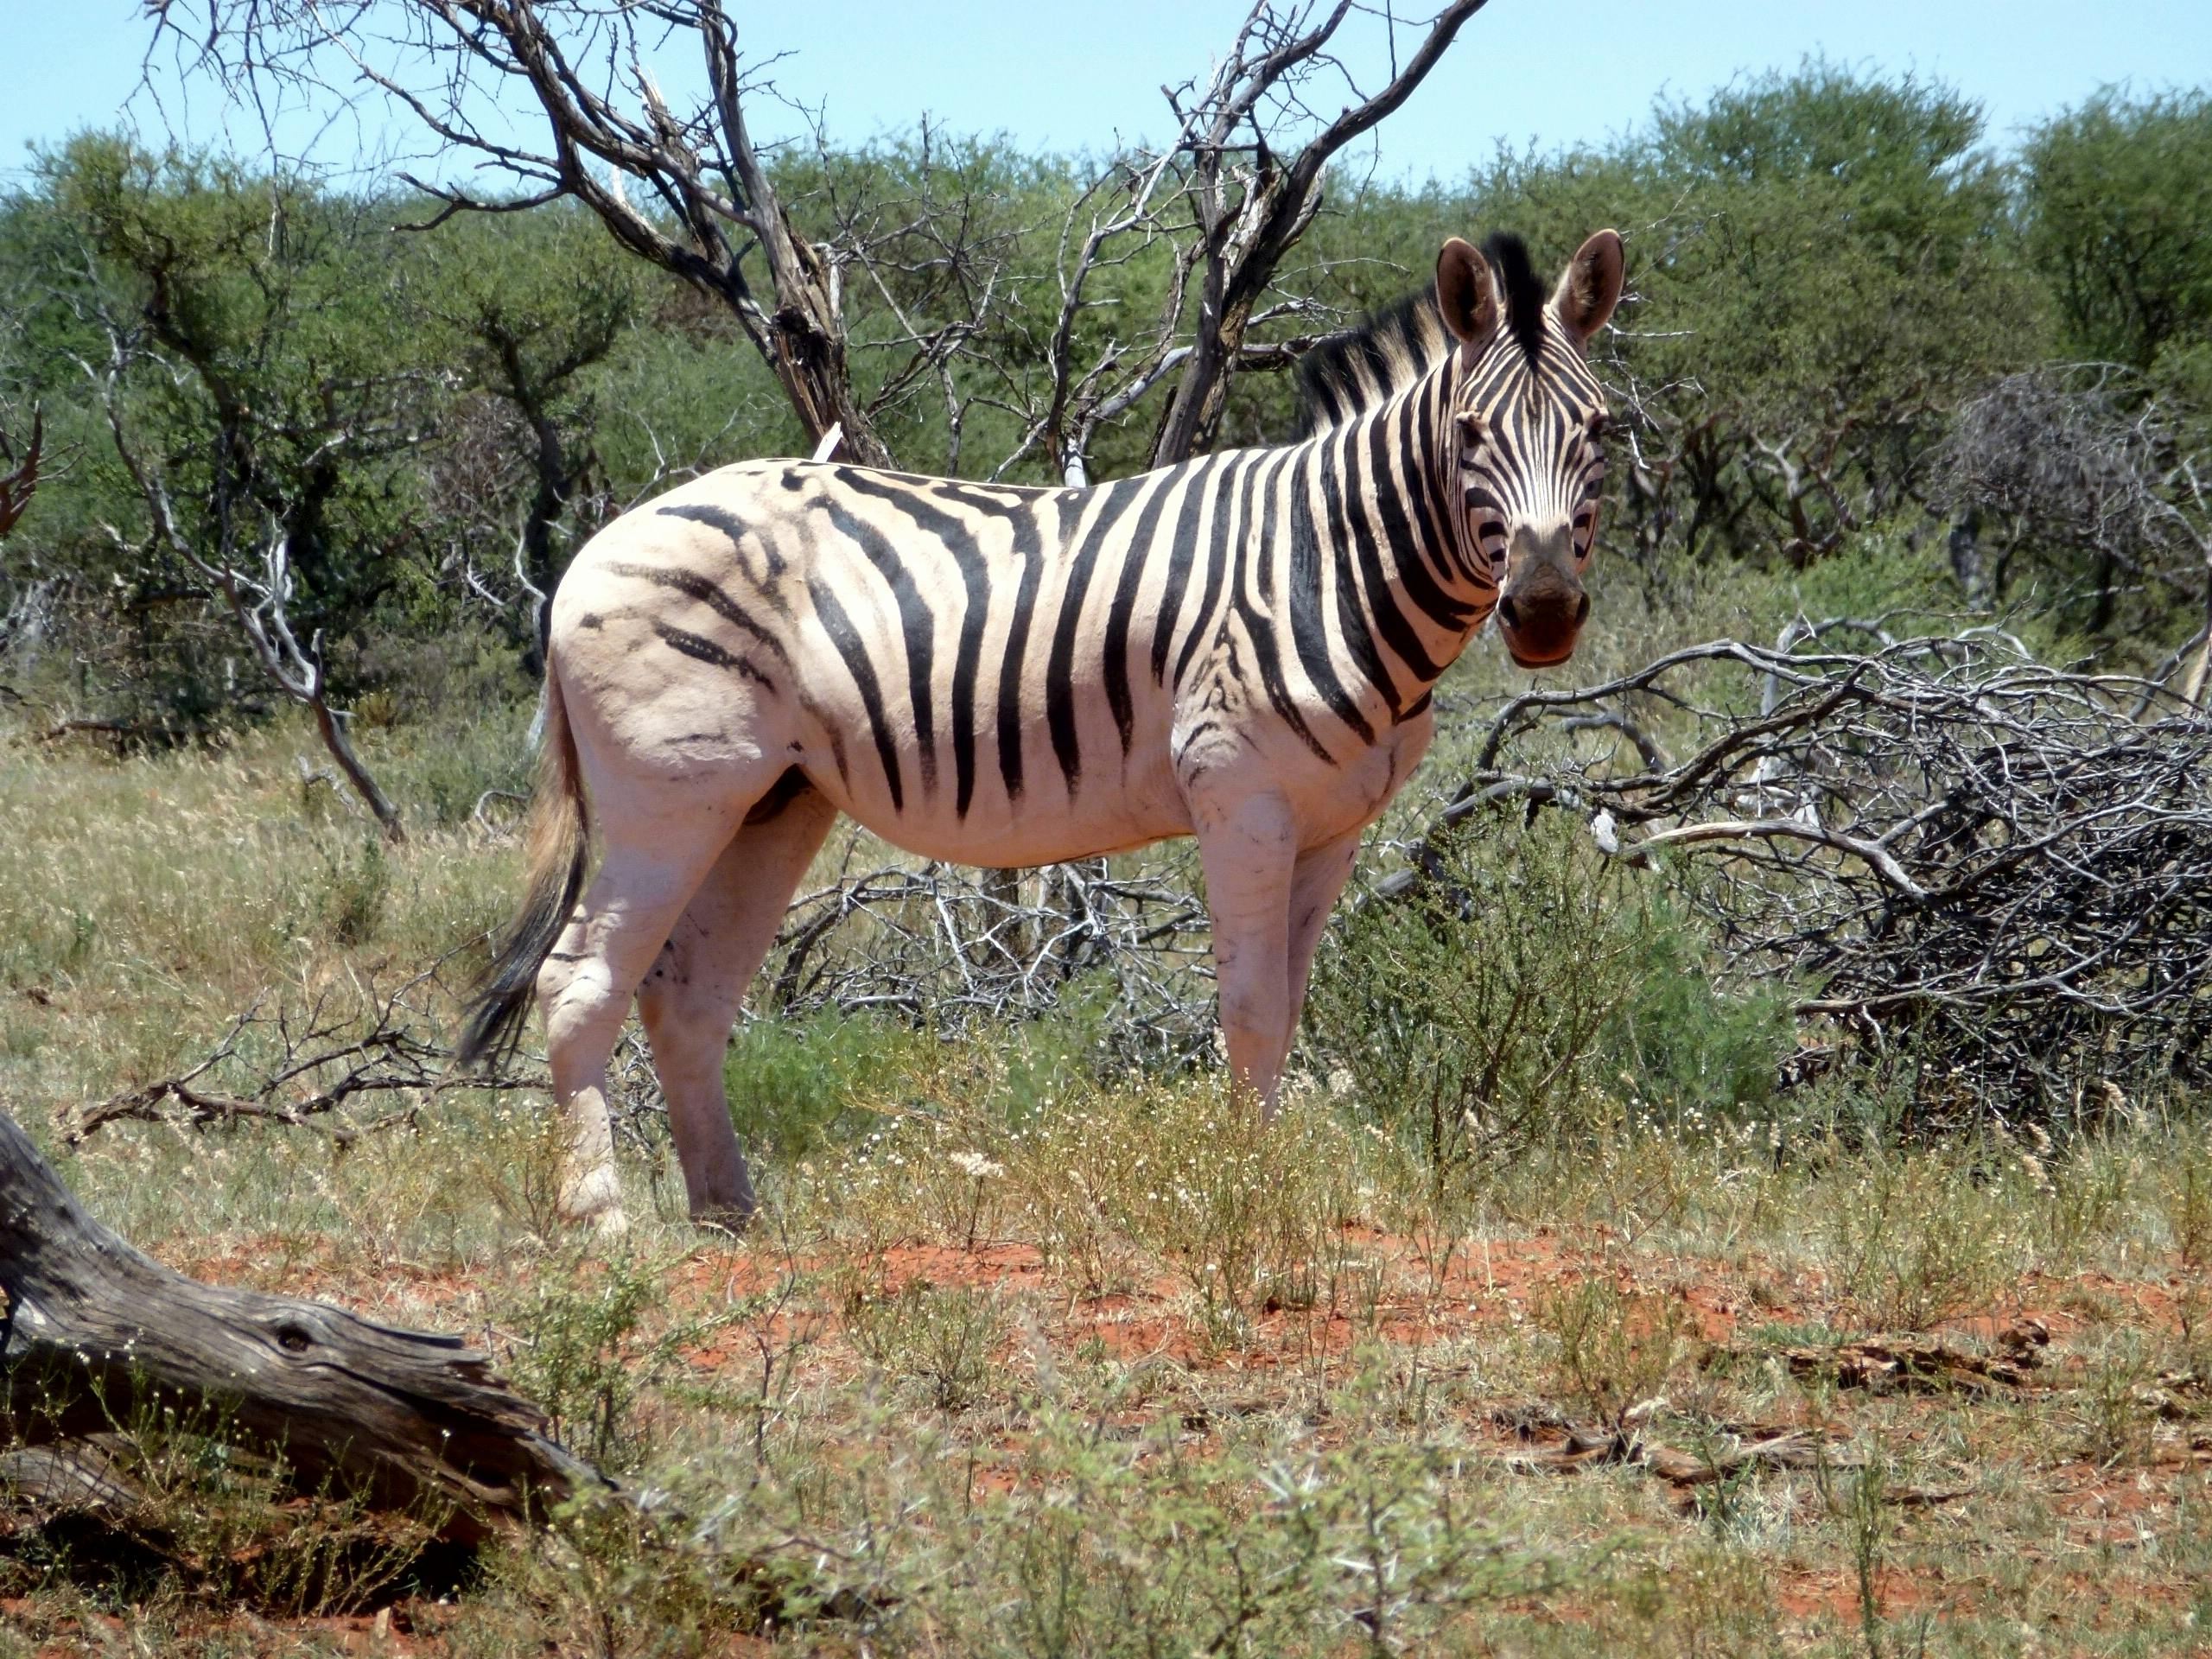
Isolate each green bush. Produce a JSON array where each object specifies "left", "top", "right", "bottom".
[
  {"left": 721, "top": 1005, "right": 931, "bottom": 1166},
  {"left": 1604, "top": 893, "right": 1796, "bottom": 1125},
  {"left": 1306, "top": 810, "right": 1793, "bottom": 1174}
]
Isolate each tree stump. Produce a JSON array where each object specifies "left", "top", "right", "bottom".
[{"left": 0, "top": 1109, "right": 600, "bottom": 1542}]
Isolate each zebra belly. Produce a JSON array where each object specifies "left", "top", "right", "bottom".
[{"left": 830, "top": 790, "right": 1195, "bottom": 868}]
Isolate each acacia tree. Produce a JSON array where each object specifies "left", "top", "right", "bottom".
[
  {"left": 149, "top": 0, "right": 1484, "bottom": 482},
  {"left": 401, "top": 206, "right": 649, "bottom": 669},
  {"left": 2021, "top": 90, "right": 2212, "bottom": 375},
  {"left": 55, "top": 137, "right": 428, "bottom": 836}
]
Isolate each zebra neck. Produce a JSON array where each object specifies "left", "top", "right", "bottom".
[{"left": 1305, "top": 378, "right": 1493, "bottom": 709}]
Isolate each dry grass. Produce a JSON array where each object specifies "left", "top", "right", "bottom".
[{"left": 4, "top": 711, "right": 2211, "bottom": 1658}]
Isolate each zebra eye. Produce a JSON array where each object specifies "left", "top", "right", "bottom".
[{"left": 1456, "top": 410, "right": 1487, "bottom": 449}]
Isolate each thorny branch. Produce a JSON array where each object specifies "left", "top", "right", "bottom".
[{"left": 68, "top": 952, "right": 546, "bottom": 1144}]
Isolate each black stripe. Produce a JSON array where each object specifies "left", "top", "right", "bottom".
[
  {"left": 652, "top": 621, "right": 775, "bottom": 688},
  {"left": 1230, "top": 575, "right": 1327, "bottom": 779},
  {"left": 1236, "top": 452, "right": 1336, "bottom": 764},
  {"left": 1102, "top": 470, "right": 1179, "bottom": 755},
  {"left": 1410, "top": 386, "right": 1478, "bottom": 592},
  {"left": 807, "top": 580, "right": 904, "bottom": 813},
  {"left": 995, "top": 510, "right": 1046, "bottom": 804},
  {"left": 1148, "top": 459, "right": 1212, "bottom": 684},
  {"left": 934, "top": 480, "right": 1058, "bottom": 513},
  {"left": 606, "top": 560, "right": 787, "bottom": 658},
  {"left": 1316, "top": 435, "right": 1397, "bottom": 715},
  {"left": 1046, "top": 479, "right": 1138, "bottom": 794},
  {"left": 1172, "top": 454, "right": 1251, "bottom": 690},
  {"left": 1238, "top": 595, "right": 1335, "bottom": 764},
  {"left": 835, "top": 472, "right": 994, "bottom": 819},
  {"left": 1286, "top": 454, "right": 1376, "bottom": 741},
  {"left": 1251, "top": 454, "right": 1281, "bottom": 607},
  {"left": 653, "top": 502, "right": 787, "bottom": 583},
  {"left": 1364, "top": 406, "right": 1474, "bottom": 632},
  {"left": 833, "top": 464, "right": 1054, "bottom": 501},
  {"left": 1402, "top": 384, "right": 1464, "bottom": 586},
  {"left": 1337, "top": 423, "right": 1445, "bottom": 684},
  {"left": 817, "top": 498, "right": 938, "bottom": 799}
]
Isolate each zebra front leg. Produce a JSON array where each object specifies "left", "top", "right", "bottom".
[
  {"left": 636, "top": 780, "right": 836, "bottom": 1230},
  {"left": 1284, "top": 829, "right": 1363, "bottom": 1041},
  {"left": 1192, "top": 791, "right": 1299, "bottom": 1117}
]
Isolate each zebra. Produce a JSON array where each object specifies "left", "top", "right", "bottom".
[{"left": 458, "top": 228, "right": 1624, "bottom": 1232}]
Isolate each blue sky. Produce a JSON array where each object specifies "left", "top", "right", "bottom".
[{"left": 3, "top": 1, "right": 2207, "bottom": 188}]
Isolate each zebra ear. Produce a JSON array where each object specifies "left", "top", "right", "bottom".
[
  {"left": 1436, "top": 237, "right": 1500, "bottom": 348},
  {"left": 1552, "top": 229, "right": 1624, "bottom": 349}
]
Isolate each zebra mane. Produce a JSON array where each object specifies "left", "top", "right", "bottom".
[
  {"left": 1295, "top": 286, "right": 1451, "bottom": 436},
  {"left": 1294, "top": 232, "right": 1546, "bottom": 435}
]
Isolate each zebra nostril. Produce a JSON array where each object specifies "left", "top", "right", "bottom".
[
  {"left": 1498, "top": 596, "right": 1522, "bottom": 631},
  {"left": 1574, "top": 593, "right": 1591, "bottom": 626}
]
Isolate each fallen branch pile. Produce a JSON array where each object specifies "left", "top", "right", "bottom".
[
  {"left": 1398, "top": 627, "right": 2212, "bottom": 1119},
  {"left": 764, "top": 837, "right": 1217, "bottom": 1066}
]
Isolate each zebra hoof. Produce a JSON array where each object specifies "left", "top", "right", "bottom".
[{"left": 556, "top": 1161, "right": 626, "bottom": 1235}]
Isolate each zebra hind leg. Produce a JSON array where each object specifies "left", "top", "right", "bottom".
[
  {"left": 533, "top": 771, "right": 784, "bottom": 1234},
  {"left": 635, "top": 776, "right": 837, "bottom": 1230}
]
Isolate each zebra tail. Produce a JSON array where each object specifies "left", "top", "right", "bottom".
[{"left": 455, "top": 668, "right": 590, "bottom": 1072}]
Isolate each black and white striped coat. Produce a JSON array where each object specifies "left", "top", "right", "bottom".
[{"left": 462, "top": 229, "right": 1625, "bottom": 1231}]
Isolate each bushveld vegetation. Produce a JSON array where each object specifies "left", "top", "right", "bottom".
[{"left": 4, "top": 28, "right": 2212, "bottom": 1658}]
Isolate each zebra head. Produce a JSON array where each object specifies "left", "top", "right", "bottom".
[{"left": 1436, "top": 230, "right": 1624, "bottom": 669}]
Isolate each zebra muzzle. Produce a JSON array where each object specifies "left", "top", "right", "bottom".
[{"left": 1497, "top": 563, "right": 1588, "bottom": 669}]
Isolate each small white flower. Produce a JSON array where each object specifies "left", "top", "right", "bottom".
[{"left": 950, "top": 1150, "right": 1004, "bottom": 1180}]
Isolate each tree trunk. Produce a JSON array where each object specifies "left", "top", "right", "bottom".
[{"left": 0, "top": 1110, "right": 597, "bottom": 1542}]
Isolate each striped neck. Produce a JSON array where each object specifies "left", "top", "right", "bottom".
[{"left": 1298, "top": 358, "right": 1494, "bottom": 712}]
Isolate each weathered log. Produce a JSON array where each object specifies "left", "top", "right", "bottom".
[{"left": 0, "top": 1109, "right": 601, "bottom": 1542}]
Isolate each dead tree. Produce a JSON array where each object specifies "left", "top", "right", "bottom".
[
  {"left": 0, "top": 1109, "right": 597, "bottom": 1542},
  {"left": 153, "top": 1, "right": 1484, "bottom": 483},
  {"left": 1936, "top": 363, "right": 2212, "bottom": 684},
  {"left": 1144, "top": 1, "right": 1484, "bottom": 467},
  {"left": 1003, "top": 2, "right": 1486, "bottom": 484}
]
